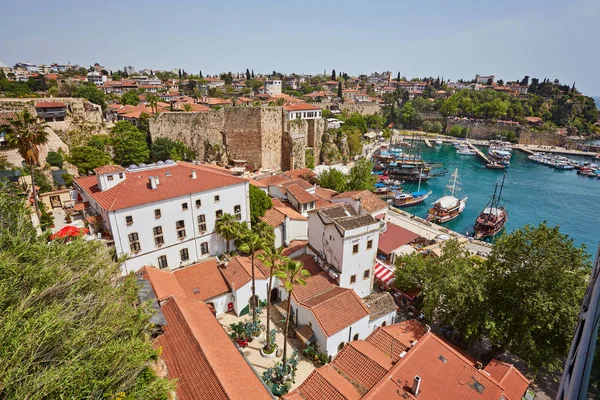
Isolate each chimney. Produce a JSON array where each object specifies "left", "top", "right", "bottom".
[
  {"left": 191, "top": 169, "right": 197, "bottom": 179},
  {"left": 412, "top": 376, "right": 421, "bottom": 396},
  {"left": 148, "top": 176, "right": 158, "bottom": 190}
]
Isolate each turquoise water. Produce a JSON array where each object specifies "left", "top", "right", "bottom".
[{"left": 397, "top": 144, "right": 599, "bottom": 249}]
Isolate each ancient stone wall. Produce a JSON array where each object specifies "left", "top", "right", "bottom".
[
  {"left": 519, "top": 131, "right": 567, "bottom": 146},
  {"left": 445, "top": 120, "right": 524, "bottom": 140},
  {"left": 282, "top": 132, "right": 306, "bottom": 171},
  {"left": 223, "top": 107, "right": 263, "bottom": 168},
  {"left": 259, "top": 108, "right": 284, "bottom": 170},
  {"left": 307, "top": 118, "right": 324, "bottom": 160}
]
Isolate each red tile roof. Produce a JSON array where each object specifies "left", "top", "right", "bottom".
[
  {"left": 282, "top": 240, "right": 308, "bottom": 257},
  {"left": 291, "top": 270, "right": 337, "bottom": 304},
  {"left": 75, "top": 162, "right": 247, "bottom": 211},
  {"left": 302, "top": 287, "right": 370, "bottom": 337},
  {"left": 315, "top": 186, "right": 337, "bottom": 200},
  {"left": 364, "top": 333, "right": 520, "bottom": 400},
  {"left": 260, "top": 207, "right": 286, "bottom": 227},
  {"left": 257, "top": 174, "right": 291, "bottom": 186},
  {"left": 332, "top": 341, "right": 392, "bottom": 391},
  {"left": 286, "top": 184, "right": 318, "bottom": 205},
  {"left": 484, "top": 359, "right": 530, "bottom": 400},
  {"left": 292, "top": 365, "right": 361, "bottom": 400},
  {"left": 93, "top": 164, "right": 126, "bottom": 174},
  {"left": 156, "top": 297, "right": 272, "bottom": 400},
  {"left": 283, "top": 103, "right": 322, "bottom": 111},
  {"left": 35, "top": 101, "right": 66, "bottom": 108},
  {"left": 282, "top": 168, "right": 316, "bottom": 181},
  {"left": 219, "top": 255, "right": 269, "bottom": 290},
  {"left": 280, "top": 178, "right": 313, "bottom": 190},
  {"left": 332, "top": 190, "right": 388, "bottom": 213},
  {"left": 274, "top": 204, "right": 307, "bottom": 221},
  {"left": 377, "top": 222, "right": 421, "bottom": 255}
]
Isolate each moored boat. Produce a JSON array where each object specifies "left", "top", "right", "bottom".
[
  {"left": 434, "top": 138, "right": 443, "bottom": 145},
  {"left": 456, "top": 147, "right": 476, "bottom": 156},
  {"left": 473, "top": 174, "right": 508, "bottom": 240},
  {"left": 427, "top": 168, "right": 468, "bottom": 224},
  {"left": 488, "top": 149, "right": 511, "bottom": 166}
]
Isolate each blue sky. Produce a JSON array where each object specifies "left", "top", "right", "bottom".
[{"left": 1, "top": 0, "right": 599, "bottom": 95}]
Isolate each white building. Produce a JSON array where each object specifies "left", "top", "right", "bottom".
[
  {"left": 283, "top": 103, "right": 323, "bottom": 120},
  {"left": 87, "top": 71, "right": 107, "bottom": 86},
  {"left": 74, "top": 162, "right": 251, "bottom": 274},
  {"left": 264, "top": 79, "right": 282, "bottom": 95},
  {"left": 308, "top": 203, "right": 380, "bottom": 298}
]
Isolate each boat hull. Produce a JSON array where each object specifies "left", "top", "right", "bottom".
[{"left": 473, "top": 212, "right": 508, "bottom": 240}]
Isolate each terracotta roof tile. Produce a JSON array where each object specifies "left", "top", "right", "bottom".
[
  {"left": 366, "top": 320, "right": 426, "bottom": 362},
  {"left": 274, "top": 205, "right": 307, "bottom": 221},
  {"left": 315, "top": 186, "right": 338, "bottom": 200},
  {"left": 260, "top": 208, "right": 286, "bottom": 227},
  {"left": 173, "top": 259, "right": 230, "bottom": 301},
  {"left": 302, "top": 288, "right": 370, "bottom": 337},
  {"left": 75, "top": 162, "right": 247, "bottom": 211},
  {"left": 139, "top": 266, "right": 188, "bottom": 301},
  {"left": 332, "top": 341, "right": 392, "bottom": 391},
  {"left": 286, "top": 184, "right": 318, "bottom": 205},
  {"left": 294, "top": 365, "right": 361, "bottom": 400},
  {"left": 282, "top": 168, "right": 316, "bottom": 181},
  {"left": 257, "top": 174, "right": 291, "bottom": 186},
  {"left": 282, "top": 240, "right": 308, "bottom": 257},
  {"left": 332, "top": 190, "right": 388, "bottom": 214},
  {"left": 93, "top": 164, "right": 126, "bottom": 174},
  {"left": 157, "top": 298, "right": 271, "bottom": 400},
  {"left": 220, "top": 255, "right": 268, "bottom": 290},
  {"left": 291, "top": 270, "right": 337, "bottom": 303},
  {"left": 484, "top": 360, "right": 530, "bottom": 400},
  {"left": 35, "top": 101, "right": 66, "bottom": 108},
  {"left": 364, "top": 333, "right": 514, "bottom": 400},
  {"left": 283, "top": 103, "right": 322, "bottom": 111}
]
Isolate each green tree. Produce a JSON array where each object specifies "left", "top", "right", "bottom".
[
  {"left": 150, "top": 137, "right": 195, "bottom": 162},
  {"left": 87, "top": 135, "right": 110, "bottom": 152},
  {"left": 317, "top": 169, "right": 347, "bottom": 193},
  {"left": 110, "top": 121, "right": 150, "bottom": 166},
  {"left": 249, "top": 184, "right": 273, "bottom": 225},
  {"left": 215, "top": 213, "right": 239, "bottom": 254},
  {"left": 46, "top": 151, "right": 64, "bottom": 168},
  {"left": 347, "top": 159, "right": 377, "bottom": 191},
  {"left": 345, "top": 128, "right": 363, "bottom": 157},
  {"left": 274, "top": 259, "right": 309, "bottom": 373},
  {"left": 343, "top": 113, "right": 367, "bottom": 133},
  {"left": 238, "top": 233, "right": 266, "bottom": 323},
  {"left": 0, "top": 190, "right": 173, "bottom": 398},
  {"left": 33, "top": 169, "right": 53, "bottom": 194},
  {"left": 2, "top": 109, "right": 48, "bottom": 215},
  {"left": 27, "top": 75, "right": 48, "bottom": 92},
  {"left": 68, "top": 146, "right": 112, "bottom": 174},
  {"left": 147, "top": 94, "right": 159, "bottom": 114},
  {"left": 258, "top": 246, "right": 286, "bottom": 354},
  {"left": 76, "top": 83, "right": 107, "bottom": 110},
  {"left": 337, "top": 82, "right": 343, "bottom": 100},
  {"left": 483, "top": 223, "right": 589, "bottom": 372},
  {"left": 400, "top": 102, "right": 424, "bottom": 129},
  {"left": 121, "top": 91, "right": 141, "bottom": 106}
]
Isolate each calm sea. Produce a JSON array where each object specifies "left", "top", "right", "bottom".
[{"left": 397, "top": 144, "right": 600, "bottom": 251}]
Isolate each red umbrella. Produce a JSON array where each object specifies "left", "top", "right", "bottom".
[{"left": 50, "top": 226, "right": 89, "bottom": 240}]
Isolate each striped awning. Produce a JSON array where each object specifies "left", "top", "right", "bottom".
[{"left": 374, "top": 261, "right": 395, "bottom": 284}]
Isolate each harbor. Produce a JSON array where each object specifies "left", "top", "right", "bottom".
[{"left": 376, "top": 141, "right": 600, "bottom": 248}]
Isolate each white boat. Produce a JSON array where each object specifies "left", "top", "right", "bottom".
[
  {"left": 435, "top": 138, "right": 443, "bottom": 145},
  {"left": 488, "top": 149, "right": 511, "bottom": 166},
  {"left": 427, "top": 168, "right": 468, "bottom": 224},
  {"left": 457, "top": 148, "right": 476, "bottom": 156}
]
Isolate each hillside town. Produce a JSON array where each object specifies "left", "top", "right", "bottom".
[{"left": 0, "top": 57, "right": 598, "bottom": 400}]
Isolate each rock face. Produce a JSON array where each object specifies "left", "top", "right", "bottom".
[{"left": 149, "top": 107, "right": 325, "bottom": 171}]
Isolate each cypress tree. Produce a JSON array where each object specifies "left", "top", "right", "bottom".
[
  {"left": 246, "top": 68, "right": 251, "bottom": 80},
  {"left": 331, "top": 69, "right": 336, "bottom": 81},
  {"left": 178, "top": 69, "right": 182, "bottom": 79},
  {"left": 397, "top": 72, "right": 401, "bottom": 82},
  {"left": 251, "top": 69, "right": 255, "bottom": 78},
  {"left": 337, "top": 81, "right": 343, "bottom": 102}
]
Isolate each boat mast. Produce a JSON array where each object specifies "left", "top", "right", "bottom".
[
  {"left": 448, "top": 168, "right": 459, "bottom": 196},
  {"left": 417, "top": 167, "right": 422, "bottom": 192},
  {"left": 495, "top": 173, "right": 506, "bottom": 208}
]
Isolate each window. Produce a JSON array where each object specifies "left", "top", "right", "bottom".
[
  {"left": 158, "top": 255, "right": 168, "bottom": 269},
  {"left": 364, "top": 269, "right": 370, "bottom": 279},
  {"left": 216, "top": 210, "right": 223, "bottom": 220},
  {"left": 153, "top": 226, "right": 164, "bottom": 246},
  {"left": 338, "top": 342, "right": 345, "bottom": 351},
  {"left": 182, "top": 202, "right": 188, "bottom": 210},
  {"left": 198, "top": 214, "right": 207, "bottom": 233},
  {"left": 352, "top": 244, "right": 359, "bottom": 254},
  {"left": 350, "top": 274, "right": 356, "bottom": 284},
  {"left": 382, "top": 321, "right": 387, "bottom": 327},
  {"left": 201, "top": 242, "right": 209, "bottom": 255},
  {"left": 107, "top": 175, "right": 114, "bottom": 181},
  {"left": 128, "top": 233, "right": 140, "bottom": 252},
  {"left": 180, "top": 248, "right": 189, "bottom": 262},
  {"left": 176, "top": 220, "right": 186, "bottom": 239},
  {"left": 234, "top": 205, "right": 241, "bottom": 220},
  {"left": 195, "top": 199, "right": 202, "bottom": 208},
  {"left": 119, "top": 173, "right": 124, "bottom": 179},
  {"left": 367, "top": 240, "right": 373, "bottom": 250},
  {"left": 353, "top": 333, "right": 359, "bottom": 341},
  {"left": 214, "top": 195, "right": 220, "bottom": 202},
  {"left": 154, "top": 209, "right": 161, "bottom": 219},
  {"left": 125, "top": 215, "right": 133, "bottom": 225}
]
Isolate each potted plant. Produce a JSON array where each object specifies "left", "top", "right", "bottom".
[
  {"left": 245, "top": 321, "right": 261, "bottom": 341},
  {"left": 260, "top": 329, "right": 277, "bottom": 358}
]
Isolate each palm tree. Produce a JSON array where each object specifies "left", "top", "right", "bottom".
[
  {"left": 147, "top": 94, "right": 159, "bottom": 114},
  {"left": 238, "top": 233, "right": 266, "bottom": 323},
  {"left": 252, "top": 220, "right": 275, "bottom": 248},
  {"left": 275, "top": 259, "right": 309, "bottom": 373},
  {"left": 215, "top": 213, "right": 238, "bottom": 254},
  {"left": 258, "top": 245, "right": 286, "bottom": 353},
  {"left": 182, "top": 103, "right": 193, "bottom": 112},
  {"left": 3, "top": 109, "right": 48, "bottom": 215}
]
